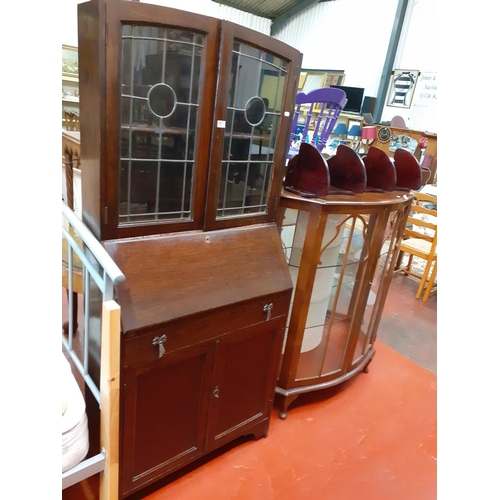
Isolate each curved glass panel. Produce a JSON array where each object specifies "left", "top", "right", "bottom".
[
  {"left": 352, "top": 208, "right": 403, "bottom": 364},
  {"left": 119, "top": 25, "right": 205, "bottom": 225},
  {"left": 280, "top": 210, "right": 377, "bottom": 381}
]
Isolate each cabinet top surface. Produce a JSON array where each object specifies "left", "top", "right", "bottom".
[{"left": 280, "top": 190, "right": 414, "bottom": 209}]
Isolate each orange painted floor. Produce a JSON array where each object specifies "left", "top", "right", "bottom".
[{"left": 63, "top": 274, "right": 437, "bottom": 500}]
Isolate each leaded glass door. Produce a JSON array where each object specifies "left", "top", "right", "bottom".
[
  {"left": 100, "top": 1, "right": 220, "bottom": 239},
  {"left": 119, "top": 25, "right": 205, "bottom": 226},
  {"left": 204, "top": 22, "right": 302, "bottom": 230}
]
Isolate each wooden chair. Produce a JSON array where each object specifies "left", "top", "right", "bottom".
[
  {"left": 327, "top": 144, "right": 366, "bottom": 194},
  {"left": 393, "top": 148, "right": 422, "bottom": 191},
  {"left": 284, "top": 142, "right": 330, "bottom": 197},
  {"left": 394, "top": 191, "right": 437, "bottom": 300},
  {"left": 422, "top": 256, "right": 437, "bottom": 302},
  {"left": 363, "top": 146, "right": 396, "bottom": 192},
  {"left": 287, "top": 87, "right": 347, "bottom": 160}
]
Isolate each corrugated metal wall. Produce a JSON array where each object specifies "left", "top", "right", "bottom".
[
  {"left": 272, "top": 1, "right": 331, "bottom": 51},
  {"left": 145, "top": 0, "right": 272, "bottom": 34},
  {"left": 216, "top": 3, "right": 272, "bottom": 33},
  {"left": 271, "top": 0, "right": 399, "bottom": 98},
  {"left": 61, "top": 0, "right": 271, "bottom": 47}
]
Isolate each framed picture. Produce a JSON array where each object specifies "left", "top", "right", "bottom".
[
  {"left": 324, "top": 72, "right": 345, "bottom": 87},
  {"left": 387, "top": 69, "right": 420, "bottom": 109},
  {"left": 300, "top": 69, "right": 345, "bottom": 93},
  {"left": 62, "top": 44, "right": 79, "bottom": 77},
  {"left": 298, "top": 72, "right": 307, "bottom": 90},
  {"left": 302, "top": 73, "right": 325, "bottom": 93}
]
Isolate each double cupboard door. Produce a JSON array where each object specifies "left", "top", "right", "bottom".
[{"left": 120, "top": 317, "right": 286, "bottom": 498}]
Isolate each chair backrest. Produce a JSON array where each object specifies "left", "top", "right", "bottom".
[
  {"left": 363, "top": 146, "right": 396, "bottom": 192},
  {"left": 405, "top": 191, "right": 437, "bottom": 250},
  {"left": 393, "top": 148, "right": 422, "bottom": 190},
  {"left": 284, "top": 142, "right": 330, "bottom": 197},
  {"left": 390, "top": 115, "right": 406, "bottom": 128},
  {"left": 287, "top": 87, "right": 347, "bottom": 160},
  {"left": 327, "top": 144, "right": 366, "bottom": 194}
]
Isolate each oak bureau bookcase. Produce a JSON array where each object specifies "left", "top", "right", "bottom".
[{"left": 77, "top": 0, "right": 302, "bottom": 496}]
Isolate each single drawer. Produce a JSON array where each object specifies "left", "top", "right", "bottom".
[{"left": 123, "top": 290, "right": 292, "bottom": 369}]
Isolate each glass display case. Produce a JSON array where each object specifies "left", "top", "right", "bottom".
[{"left": 275, "top": 190, "right": 413, "bottom": 419}]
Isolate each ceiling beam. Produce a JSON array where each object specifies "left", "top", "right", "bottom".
[{"left": 271, "top": 0, "right": 322, "bottom": 36}]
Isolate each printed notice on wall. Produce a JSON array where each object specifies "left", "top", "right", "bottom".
[
  {"left": 408, "top": 72, "right": 437, "bottom": 134},
  {"left": 414, "top": 72, "right": 438, "bottom": 104}
]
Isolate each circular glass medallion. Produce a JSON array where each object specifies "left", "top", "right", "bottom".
[
  {"left": 147, "top": 83, "right": 177, "bottom": 118},
  {"left": 244, "top": 96, "right": 266, "bottom": 126}
]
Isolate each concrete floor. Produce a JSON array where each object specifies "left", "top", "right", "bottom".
[{"left": 378, "top": 273, "right": 437, "bottom": 374}]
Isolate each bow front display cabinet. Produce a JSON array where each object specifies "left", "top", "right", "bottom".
[
  {"left": 275, "top": 190, "right": 413, "bottom": 419},
  {"left": 77, "top": 0, "right": 302, "bottom": 497}
]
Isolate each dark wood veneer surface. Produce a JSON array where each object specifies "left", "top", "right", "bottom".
[{"left": 105, "top": 224, "right": 292, "bottom": 332}]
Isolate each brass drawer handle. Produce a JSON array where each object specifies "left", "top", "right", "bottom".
[
  {"left": 152, "top": 334, "right": 167, "bottom": 358},
  {"left": 213, "top": 386, "right": 220, "bottom": 399}
]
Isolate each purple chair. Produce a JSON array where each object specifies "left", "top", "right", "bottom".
[{"left": 287, "top": 87, "right": 347, "bottom": 160}]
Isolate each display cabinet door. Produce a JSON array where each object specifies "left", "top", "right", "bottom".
[
  {"left": 102, "top": 1, "right": 220, "bottom": 239},
  {"left": 348, "top": 206, "right": 408, "bottom": 370},
  {"left": 279, "top": 207, "right": 390, "bottom": 385},
  {"left": 204, "top": 21, "right": 302, "bottom": 230}
]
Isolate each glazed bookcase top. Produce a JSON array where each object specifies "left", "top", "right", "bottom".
[{"left": 78, "top": 0, "right": 302, "bottom": 241}]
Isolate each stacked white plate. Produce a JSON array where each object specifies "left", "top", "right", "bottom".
[{"left": 62, "top": 353, "right": 89, "bottom": 473}]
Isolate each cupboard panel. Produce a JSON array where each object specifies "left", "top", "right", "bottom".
[
  {"left": 121, "top": 343, "right": 214, "bottom": 496},
  {"left": 207, "top": 320, "right": 284, "bottom": 450}
]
